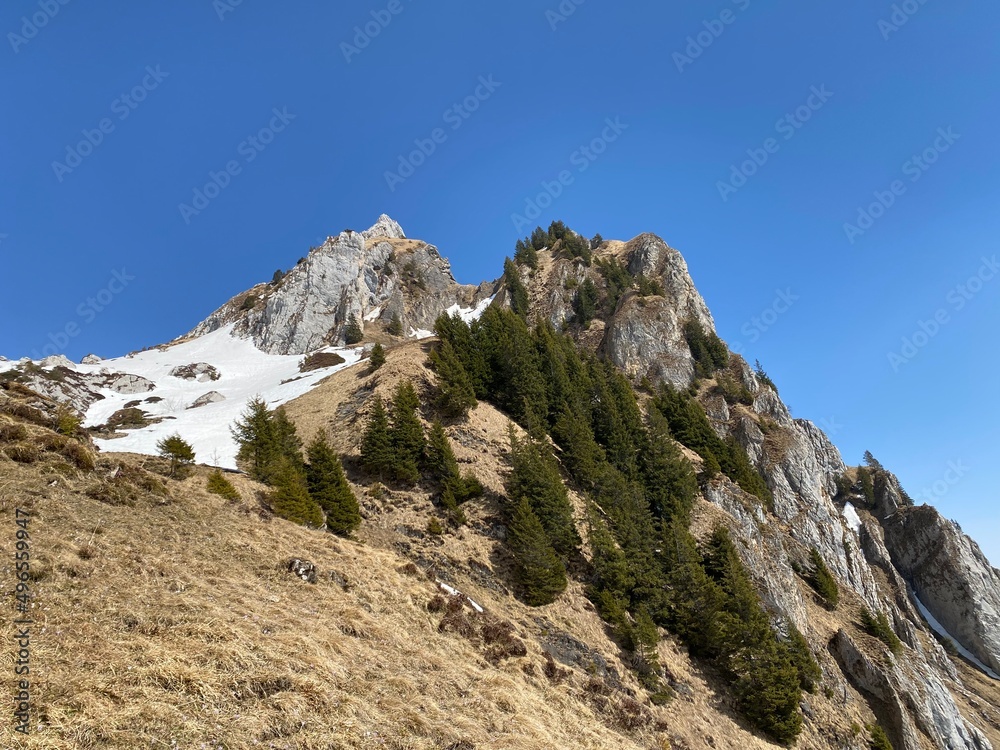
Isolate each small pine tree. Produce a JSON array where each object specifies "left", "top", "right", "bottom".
[
  {"left": 860, "top": 608, "right": 903, "bottom": 655},
  {"left": 514, "top": 238, "right": 539, "bottom": 270},
  {"left": 632, "top": 605, "right": 662, "bottom": 690},
  {"left": 590, "top": 233, "right": 604, "bottom": 250},
  {"left": 754, "top": 359, "right": 778, "bottom": 392},
  {"left": 206, "top": 469, "right": 240, "bottom": 500},
  {"left": 369, "top": 342, "right": 386, "bottom": 371},
  {"left": 573, "top": 277, "right": 599, "bottom": 328},
  {"left": 504, "top": 258, "right": 530, "bottom": 318},
  {"left": 863, "top": 450, "right": 884, "bottom": 472},
  {"left": 424, "top": 421, "right": 460, "bottom": 485},
  {"left": 586, "top": 509, "right": 633, "bottom": 621},
  {"left": 388, "top": 381, "right": 425, "bottom": 484},
  {"left": 360, "top": 397, "right": 393, "bottom": 480},
  {"left": 530, "top": 226, "right": 550, "bottom": 251},
  {"left": 306, "top": 431, "right": 361, "bottom": 535},
  {"left": 269, "top": 460, "right": 324, "bottom": 528},
  {"left": 344, "top": 314, "right": 363, "bottom": 345},
  {"left": 156, "top": 433, "right": 195, "bottom": 477},
  {"left": 858, "top": 467, "right": 876, "bottom": 506},
  {"left": 428, "top": 339, "right": 477, "bottom": 418},
  {"left": 387, "top": 312, "right": 404, "bottom": 337},
  {"left": 507, "top": 497, "right": 567, "bottom": 606},
  {"left": 868, "top": 724, "right": 893, "bottom": 750},
  {"left": 272, "top": 408, "right": 304, "bottom": 469},
  {"left": 438, "top": 483, "right": 467, "bottom": 526},
  {"left": 785, "top": 624, "right": 822, "bottom": 693},
  {"left": 641, "top": 408, "right": 698, "bottom": 523},
  {"left": 230, "top": 396, "right": 281, "bottom": 484},
  {"left": 808, "top": 548, "right": 840, "bottom": 608},
  {"left": 507, "top": 429, "right": 581, "bottom": 558}
]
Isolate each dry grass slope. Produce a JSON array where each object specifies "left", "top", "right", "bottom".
[{"left": 1, "top": 351, "right": 998, "bottom": 749}]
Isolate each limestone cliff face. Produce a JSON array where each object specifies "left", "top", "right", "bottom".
[
  {"left": 602, "top": 234, "right": 717, "bottom": 387},
  {"left": 877, "top": 488, "right": 1000, "bottom": 676},
  {"left": 188, "top": 216, "right": 491, "bottom": 354},
  {"left": 505, "top": 232, "right": 716, "bottom": 386}
]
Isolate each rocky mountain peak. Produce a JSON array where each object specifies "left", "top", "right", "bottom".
[
  {"left": 361, "top": 213, "right": 406, "bottom": 241},
  {"left": 187, "top": 216, "right": 490, "bottom": 355}
]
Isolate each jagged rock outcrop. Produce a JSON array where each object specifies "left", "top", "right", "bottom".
[
  {"left": 878, "top": 496, "right": 1000, "bottom": 676},
  {"left": 602, "top": 235, "right": 717, "bottom": 387},
  {"left": 188, "top": 216, "right": 492, "bottom": 354},
  {"left": 833, "top": 629, "right": 991, "bottom": 750},
  {"left": 702, "top": 480, "right": 810, "bottom": 630},
  {"left": 169, "top": 363, "right": 221, "bottom": 382},
  {"left": 2, "top": 365, "right": 154, "bottom": 415},
  {"left": 188, "top": 391, "right": 225, "bottom": 409}
]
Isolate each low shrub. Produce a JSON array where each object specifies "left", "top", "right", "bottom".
[
  {"left": 299, "top": 352, "right": 346, "bottom": 373},
  {"left": 861, "top": 608, "right": 903, "bottom": 655},
  {"left": 207, "top": 470, "right": 240, "bottom": 501}
]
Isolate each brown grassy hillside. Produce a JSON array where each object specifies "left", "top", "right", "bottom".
[{"left": 1, "top": 349, "right": 997, "bottom": 750}]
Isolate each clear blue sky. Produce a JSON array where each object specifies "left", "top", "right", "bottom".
[{"left": 2, "top": 1, "right": 998, "bottom": 561}]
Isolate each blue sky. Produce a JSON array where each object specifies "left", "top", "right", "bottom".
[{"left": 2, "top": 1, "right": 998, "bottom": 561}]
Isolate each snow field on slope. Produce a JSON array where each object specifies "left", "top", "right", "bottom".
[{"left": 76, "top": 326, "right": 361, "bottom": 469}]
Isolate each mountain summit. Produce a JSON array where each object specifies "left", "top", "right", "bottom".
[{"left": 188, "top": 215, "right": 493, "bottom": 354}]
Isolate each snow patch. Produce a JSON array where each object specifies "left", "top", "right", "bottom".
[
  {"left": 445, "top": 295, "right": 496, "bottom": 324},
  {"left": 363, "top": 306, "right": 383, "bottom": 322},
  {"left": 913, "top": 593, "right": 1000, "bottom": 679},
  {"left": 408, "top": 327, "right": 434, "bottom": 340},
  {"left": 437, "top": 581, "right": 483, "bottom": 613},
  {"left": 71, "top": 325, "right": 360, "bottom": 469},
  {"left": 842, "top": 502, "right": 862, "bottom": 534}
]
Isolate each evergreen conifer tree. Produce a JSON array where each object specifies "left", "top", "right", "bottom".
[
  {"left": 503, "top": 257, "right": 530, "bottom": 318},
  {"left": 507, "top": 497, "right": 567, "bottom": 606},
  {"left": 435, "top": 312, "right": 489, "bottom": 398},
  {"left": 387, "top": 312, "right": 404, "bottom": 336},
  {"left": 507, "top": 429, "right": 581, "bottom": 557},
  {"left": 552, "top": 406, "right": 606, "bottom": 489},
  {"left": 858, "top": 467, "right": 876, "bottom": 506},
  {"left": 156, "top": 433, "right": 195, "bottom": 477},
  {"left": 272, "top": 407, "right": 304, "bottom": 472},
  {"left": 808, "top": 548, "right": 840, "bottom": 608},
  {"left": 232, "top": 396, "right": 282, "bottom": 484},
  {"left": 388, "top": 381, "right": 425, "bottom": 484},
  {"left": 661, "top": 521, "right": 724, "bottom": 657},
  {"left": 863, "top": 450, "right": 884, "bottom": 472},
  {"left": 632, "top": 605, "right": 662, "bottom": 689},
  {"left": 704, "top": 527, "right": 804, "bottom": 744},
  {"left": 514, "top": 237, "right": 539, "bottom": 269},
  {"left": 360, "top": 397, "right": 393, "bottom": 480},
  {"left": 530, "top": 226, "right": 550, "bottom": 250},
  {"left": 428, "top": 338, "right": 477, "bottom": 418},
  {"left": 573, "top": 277, "right": 599, "bottom": 327},
  {"left": 586, "top": 509, "right": 633, "bottom": 623},
  {"left": 306, "top": 431, "right": 360, "bottom": 535},
  {"left": 344, "top": 314, "right": 363, "bottom": 345},
  {"left": 424, "top": 421, "right": 460, "bottom": 485},
  {"left": 369, "top": 342, "right": 386, "bottom": 371},
  {"left": 785, "top": 624, "right": 822, "bottom": 693},
  {"left": 641, "top": 409, "right": 698, "bottom": 523},
  {"left": 269, "top": 459, "right": 324, "bottom": 528},
  {"left": 206, "top": 469, "right": 240, "bottom": 500}
]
